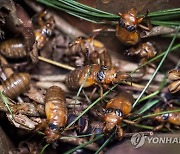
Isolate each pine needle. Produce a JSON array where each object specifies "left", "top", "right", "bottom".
[
  {"left": 37, "top": 0, "right": 180, "bottom": 27},
  {"left": 40, "top": 143, "right": 50, "bottom": 154},
  {"left": 64, "top": 134, "right": 104, "bottom": 154}
]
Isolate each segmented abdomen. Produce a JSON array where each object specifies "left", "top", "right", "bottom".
[
  {"left": 65, "top": 67, "right": 85, "bottom": 89},
  {"left": 65, "top": 64, "right": 100, "bottom": 89},
  {"left": 2, "top": 73, "right": 30, "bottom": 99},
  {"left": 45, "top": 86, "right": 67, "bottom": 128},
  {"left": 0, "top": 39, "right": 28, "bottom": 58}
]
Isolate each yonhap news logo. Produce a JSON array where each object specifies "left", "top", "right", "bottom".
[
  {"left": 131, "top": 132, "right": 145, "bottom": 148},
  {"left": 131, "top": 133, "right": 180, "bottom": 148}
]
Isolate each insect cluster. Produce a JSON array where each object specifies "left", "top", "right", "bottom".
[{"left": 0, "top": 1, "right": 179, "bottom": 154}]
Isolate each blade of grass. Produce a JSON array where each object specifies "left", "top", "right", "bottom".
[
  {"left": 37, "top": 131, "right": 45, "bottom": 135},
  {"left": 148, "top": 8, "right": 180, "bottom": 17},
  {"left": 67, "top": 12, "right": 106, "bottom": 23},
  {"left": 37, "top": 0, "right": 108, "bottom": 23},
  {"left": 133, "top": 123, "right": 169, "bottom": 131},
  {"left": 151, "top": 20, "right": 180, "bottom": 27},
  {"left": 135, "top": 99, "right": 159, "bottom": 114},
  {"left": 137, "top": 75, "right": 166, "bottom": 104},
  {"left": 132, "top": 27, "right": 179, "bottom": 108},
  {"left": 150, "top": 14, "right": 180, "bottom": 20},
  {"left": 74, "top": 66, "right": 91, "bottom": 112},
  {"left": 133, "top": 123, "right": 154, "bottom": 130},
  {"left": 64, "top": 134, "right": 104, "bottom": 154},
  {"left": 61, "top": 133, "right": 102, "bottom": 139},
  {"left": 40, "top": 143, "right": 50, "bottom": 154},
  {"left": 138, "top": 91, "right": 159, "bottom": 103},
  {"left": 37, "top": 0, "right": 180, "bottom": 27},
  {"left": 57, "top": 0, "right": 118, "bottom": 17},
  {"left": 38, "top": 0, "right": 119, "bottom": 18},
  {"left": 37, "top": 0, "right": 116, "bottom": 23},
  {"left": 58, "top": 0, "right": 118, "bottom": 16},
  {"left": 0, "top": 91, "right": 13, "bottom": 115},
  {"left": 95, "top": 131, "right": 115, "bottom": 154}
]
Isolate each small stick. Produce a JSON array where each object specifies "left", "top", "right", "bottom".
[
  {"left": 123, "top": 81, "right": 145, "bottom": 89},
  {"left": 38, "top": 56, "right": 75, "bottom": 71},
  {"left": 140, "top": 26, "right": 176, "bottom": 38},
  {"left": 35, "top": 81, "right": 68, "bottom": 92},
  {"left": 60, "top": 133, "right": 99, "bottom": 151},
  {"left": 31, "top": 74, "right": 66, "bottom": 82}
]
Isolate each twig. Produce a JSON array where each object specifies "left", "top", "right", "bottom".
[
  {"left": 31, "top": 74, "right": 66, "bottom": 82},
  {"left": 61, "top": 132, "right": 99, "bottom": 152},
  {"left": 35, "top": 81, "right": 68, "bottom": 92},
  {"left": 140, "top": 26, "right": 176, "bottom": 38},
  {"left": 38, "top": 56, "right": 75, "bottom": 71},
  {"left": 7, "top": 113, "right": 38, "bottom": 130}
]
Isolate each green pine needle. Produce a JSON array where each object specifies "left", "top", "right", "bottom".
[
  {"left": 95, "top": 131, "right": 115, "bottom": 154},
  {"left": 0, "top": 91, "right": 13, "bottom": 115},
  {"left": 135, "top": 100, "right": 159, "bottom": 115},
  {"left": 40, "top": 143, "right": 50, "bottom": 154},
  {"left": 37, "top": 0, "right": 180, "bottom": 27},
  {"left": 64, "top": 134, "right": 104, "bottom": 154}
]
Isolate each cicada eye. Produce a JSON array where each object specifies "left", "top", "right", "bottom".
[
  {"left": 78, "top": 36, "right": 85, "bottom": 40},
  {"left": 97, "top": 66, "right": 107, "bottom": 81},
  {"left": 101, "top": 65, "right": 108, "bottom": 70},
  {"left": 161, "top": 113, "right": 169, "bottom": 120},
  {"left": 97, "top": 70, "right": 105, "bottom": 81},
  {"left": 106, "top": 108, "right": 114, "bottom": 113},
  {"left": 126, "top": 25, "right": 136, "bottom": 32},
  {"left": 43, "top": 28, "right": 52, "bottom": 37},
  {"left": 119, "top": 19, "right": 125, "bottom": 28},
  {"left": 114, "top": 109, "right": 123, "bottom": 117},
  {"left": 49, "top": 123, "right": 59, "bottom": 130}
]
